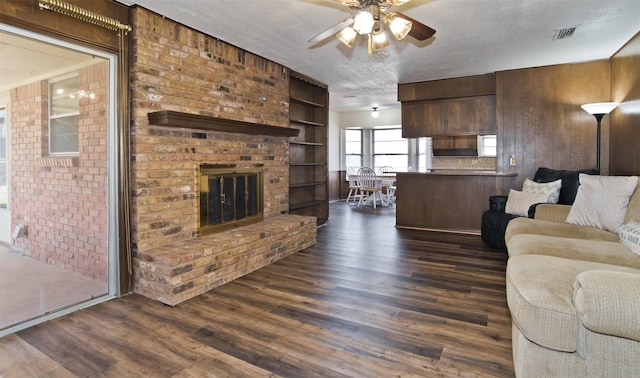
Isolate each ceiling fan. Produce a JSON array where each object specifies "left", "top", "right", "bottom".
[{"left": 308, "top": 0, "right": 436, "bottom": 55}]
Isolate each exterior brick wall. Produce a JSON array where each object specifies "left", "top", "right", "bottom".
[
  {"left": 130, "top": 7, "right": 316, "bottom": 301},
  {"left": 10, "top": 61, "right": 109, "bottom": 280}
]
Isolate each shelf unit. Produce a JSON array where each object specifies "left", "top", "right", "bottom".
[{"left": 288, "top": 71, "right": 329, "bottom": 225}]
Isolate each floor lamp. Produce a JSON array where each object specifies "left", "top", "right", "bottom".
[{"left": 580, "top": 102, "right": 619, "bottom": 173}]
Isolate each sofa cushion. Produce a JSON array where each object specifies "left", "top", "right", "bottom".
[
  {"left": 566, "top": 174, "right": 638, "bottom": 232},
  {"left": 625, "top": 187, "right": 640, "bottom": 224},
  {"left": 505, "top": 189, "right": 548, "bottom": 216},
  {"left": 507, "top": 255, "right": 640, "bottom": 352},
  {"left": 504, "top": 217, "right": 619, "bottom": 247},
  {"left": 523, "top": 178, "right": 562, "bottom": 203},
  {"left": 619, "top": 220, "right": 640, "bottom": 255},
  {"left": 533, "top": 167, "right": 598, "bottom": 205},
  {"left": 507, "top": 233, "right": 640, "bottom": 269}
]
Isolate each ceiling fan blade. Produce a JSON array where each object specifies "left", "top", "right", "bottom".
[
  {"left": 395, "top": 12, "right": 436, "bottom": 41},
  {"left": 331, "top": 0, "right": 361, "bottom": 6},
  {"left": 381, "top": 0, "right": 414, "bottom": 6},
  {"left": 308, "top": 17, "right": 354, "bottom": 43}
]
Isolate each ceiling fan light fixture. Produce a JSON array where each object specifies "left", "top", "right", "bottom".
[
  {"left": 353, "top": 11, "right": 375, "bottom": 35},
  {"left": 385, "top": 12, "right": 412, "bottom": 40},
  {"left": 371, "top": 27, "right": 389, "bottom": 50},
  {"left": 336, "top": 26, "right": 357, "bottom": 47}
]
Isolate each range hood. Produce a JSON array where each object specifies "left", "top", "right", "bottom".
[
  {"left": 432, "top": 135, "right": 478, "bottom": 156},
  {"left": 432, "top": 148, "right": 478, "bottom": 156}
]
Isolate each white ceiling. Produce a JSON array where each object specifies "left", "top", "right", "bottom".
[{"left": 30, "top": 1, "right": 640, "bottom": 113}]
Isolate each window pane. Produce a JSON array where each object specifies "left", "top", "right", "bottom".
[
  {"left": 374, "top": 155, "right": 407, "bottom": 171},
  {"left": 345, "top": 129, "right": 361, "bottom": 142},
  {"left": 50, "top": 115, "right": 79, "bottom": 153},
  {"left": 0, "top": 107, "right": 6, "bottom": 209},
  {"left": 374, "top": 140, "right": 408, "bottom": 154},
  {"left": 373, "top": 128, "right": 408, "bottom": 171},
  {"left": 346, "top": 155, "right": 362, "bottom": 169},
  {"left": 479, "top": 135, "right": 497, "bottom": 157},
  {"left": 50, "top": 76, "right": 79, "bottom": 116},
  {"left": 345, "top": 141, "right": 361, "bottom": 154}
]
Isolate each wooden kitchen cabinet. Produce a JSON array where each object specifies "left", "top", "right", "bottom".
[
  {"left": 446, "top": 96, "right": 496, "bottom": 135},
  {"left": 402, "top": 100, "right": 446, "bottom": 138},
  {"left": 402, "top": 95, "right": 496, "bottom": 137}
]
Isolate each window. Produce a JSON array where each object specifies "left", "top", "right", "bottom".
[
  {"left": 373, "top": 128, "right": 408, "bottom": 171},
  {"left": 417, "top": 137, "right": 431, "bottom": 171},
  {"left": 49, "top": 74, "right": 80, "bottom": 154},
  {"left": 0, "top": 106, "right": 6, "bottom": 209},
  {"left": 345, "top": 128, "right": 362, "bottom": 170},
  {"left": 478, "top": 134, "right": 497, "bottom": 157}
]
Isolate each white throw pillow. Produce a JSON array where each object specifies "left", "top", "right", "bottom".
[
  {"left": 619, "top": 220, "right": 640, "bottom": 255},
  {"left": 566, "top": 174, "right": 639, "bottom": 232},
  {"left": 522, "top": 178, "right": 562, "bottom": 204},
  {"left": 505, "top": 189, "right": 548, "bottom": 217}
]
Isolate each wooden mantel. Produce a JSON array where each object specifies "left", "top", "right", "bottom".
[{"left": 147, "top": 110, "right": 299, "bottom": 137}]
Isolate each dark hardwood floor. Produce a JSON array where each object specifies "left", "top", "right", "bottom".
[{"left": 0, "top": 202, "right": 514, "bottom": 377}]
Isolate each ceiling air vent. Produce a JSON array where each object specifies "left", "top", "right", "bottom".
[{"left": 553, "top": 27, "right": 577, "bottom": 40}]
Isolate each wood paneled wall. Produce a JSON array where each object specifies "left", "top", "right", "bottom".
[
  {"left": 496, "top": 60, "right": 611, "bottom": 188},
  {"left": 610, "top": 32, "right": 640, "bottom": 176}
]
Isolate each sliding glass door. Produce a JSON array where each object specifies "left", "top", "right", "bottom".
[{"left": 0, "top": 25, "right": 118, "bottom": 335}]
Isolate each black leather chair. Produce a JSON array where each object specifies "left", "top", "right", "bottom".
[{"left": 480, "top": 167, "right": 599, "bottom": 251}]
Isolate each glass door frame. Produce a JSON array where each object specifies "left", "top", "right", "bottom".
[{"left": 0, "top": 23, "right": 119, "bottom": 337}]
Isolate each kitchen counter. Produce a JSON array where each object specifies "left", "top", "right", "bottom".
[
  {"left": 404, "top": 170, "right": 517, "bottom": 177},
  {"left": 395, "top": 171, "right": 517, "bottom": 233}
]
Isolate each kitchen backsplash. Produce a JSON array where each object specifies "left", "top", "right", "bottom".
[{"left": 432, "top": 157, "right": 496, "bottom": 170}]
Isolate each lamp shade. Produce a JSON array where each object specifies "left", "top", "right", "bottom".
[
  {"left": 336, "top": 27, "right": 357, "bottom": 47},
  {"left": 371, "top": 28, "right": 389, "bottom": 50},
  {"left": 581, "top": 102, "right": 619, "bottom": 115},
  {"left": 371, "top": 107, "right": 380, "bottom": 118},
  {"left": 385, "top": 12, "right": 412, "bottom": 40},
  {"left": 353, "top": 11, "right": 374, "bottom": 35}
]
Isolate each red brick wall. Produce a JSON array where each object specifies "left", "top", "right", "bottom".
[
  {"left": 10, "top": 61, "right": 109, "bottom": 280},
  {"left": 130, "top": 8, "right": 293, "bottom": 252}
]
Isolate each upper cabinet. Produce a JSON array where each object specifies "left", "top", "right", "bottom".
[
  {"left": 402, "top": 95, "right": 496, "bottom": 137},
  {"left": 402, "top": 100, "right": 446, "bottom": 136},
  {"left": 399, "top": 73, "right": 497, "bottom": 138}
]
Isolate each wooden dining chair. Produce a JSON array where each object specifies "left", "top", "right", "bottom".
[
  {"left": 357, "top": 167, "right": 385, "bottom": 208},
  {"left": 378, "top": 166, "right": 396, "bottom": 204},
  {"left": 346, "top": 167, "right": 362, "bottom": 204}
]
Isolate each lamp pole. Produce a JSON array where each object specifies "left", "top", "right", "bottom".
[
  {"left": 581, "top": 102, "right": 619, "bottom": 174},
  {"left": 592, "top": 113, "right": 605, "bottom": 173}
]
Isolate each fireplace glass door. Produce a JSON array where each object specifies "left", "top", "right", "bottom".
[{"left": 200, "top": 166, "right": 263, "bottom": 236}]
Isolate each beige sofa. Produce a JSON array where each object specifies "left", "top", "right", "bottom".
[{"left": 504, "top": 182, "right": 640, "bottom": 377}]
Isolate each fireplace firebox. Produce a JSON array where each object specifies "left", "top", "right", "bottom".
[{"left": 199, "top": 164, "right": 264, "bottom": 236}]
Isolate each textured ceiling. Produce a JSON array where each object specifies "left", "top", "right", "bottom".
[{"left": 118, "top": 0, "right": 639, "bottom": 112}]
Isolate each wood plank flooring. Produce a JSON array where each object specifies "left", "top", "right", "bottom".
[{"left": 0, "top": 202, "right": 514, "bottom": 377}]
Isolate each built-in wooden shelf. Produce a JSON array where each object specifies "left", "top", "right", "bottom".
[
  {"left": 290, "top": 141, "right": 324, "bottom": 146},
  {"left": 289, "top": 119, "right": 325, "bottom": 127},
  {"left": 288, "top": 71, "right": 329, "bottom": 225},
  {"left": 289, "top": 200, "right": 325, "bottom": 211},
  {"left": 290, "top": 96, "right": 326, "bottom": 108},
  {"left": 290, "top": 162, "right": 325, "bottom": 167},
  {"left": 289, "top": 181, "right": 326, "bottom": 188},
  {"left": 148, "top": 110, "right": 300, "bottom": 137}
]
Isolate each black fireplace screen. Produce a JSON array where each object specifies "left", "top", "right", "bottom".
[{"left": 199, "top": 165, "right": 263, "bottom": 236}]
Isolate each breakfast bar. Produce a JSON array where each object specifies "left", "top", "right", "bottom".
[{"left": 395, "top": 170, "right": 517, "bottom": 234}]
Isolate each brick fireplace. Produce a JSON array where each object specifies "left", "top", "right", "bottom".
[{"left": 129, "top": 8, "right": 317, "bottom": 305}]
